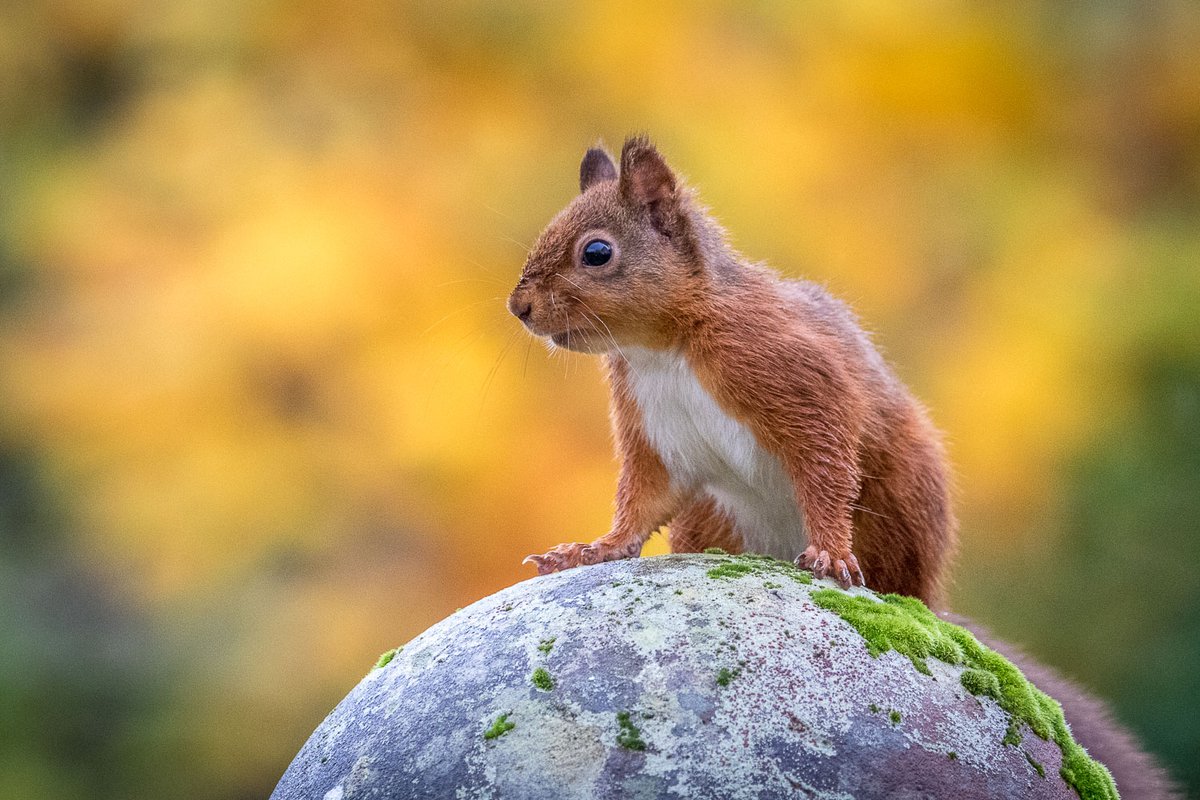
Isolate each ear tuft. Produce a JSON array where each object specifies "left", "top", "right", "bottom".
[
  {"left": 619, "top": 135, "right": 675, "bottom": 207},
  {"left": 619, "top": 135, "right": 681, "bottom": 236},
  {"left": 579, "top": 146, "right": 617, "bottom": 192}
]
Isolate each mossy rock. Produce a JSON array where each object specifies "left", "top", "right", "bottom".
[{"left": 271, "top": 553, "right": 1115, "bottom": 799}]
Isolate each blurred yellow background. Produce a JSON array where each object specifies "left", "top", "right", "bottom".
[{"left": 1, "top": 1, "right": 1198, "bottom": 797}]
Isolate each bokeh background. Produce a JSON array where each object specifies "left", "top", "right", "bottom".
[{"left": 1, "top": 1, "right": 1198, "bottom": 797}]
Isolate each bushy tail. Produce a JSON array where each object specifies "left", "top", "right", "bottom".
[{"left": 941, "top": 613, "right": 1182, "bottom": 800}]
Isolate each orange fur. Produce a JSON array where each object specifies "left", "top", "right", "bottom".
[
  {"left": 511, "top": 136, "right": 956, "bottom": 607},
  {"left": 667, "top": 496, "right": 743, "bottom": 555}
]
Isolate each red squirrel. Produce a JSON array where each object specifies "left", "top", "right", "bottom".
[
  {"left": 508, "top": 135, "right": 955, "bottom": 607},
  {"left": 505, "top": 137, "right": 1182, "bottom": 798}
]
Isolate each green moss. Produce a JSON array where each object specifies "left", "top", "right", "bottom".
[
  {"left": 1027, "top": 751, "right": 1047, "bottom": 778},
  {"left": 706, "top": 561, "right": 757, "bottom": 580},
  {"left": 947, "top": 751, "right": 958, "bottom": 761},
  {"left": 715, "top": 660, "right": 748, "bottom": 687},
  {"left": 1055, "top": 710, "right": 1122, "bottom": 798},
  {"left": 537, "top": 637, "right": 556, "bottom": 654},
  {"left": 889, "top": 709, "right": 902, "bottom": 725},
  {"left": 868, "top": 703, "right": 880, "bottom": 714},
  {"left": 373, "top": 647, "right": 399, "bottom": 670},
  {"left": 483, "top": 713, "right": 515, "bottom": 740},
  {"left": 810, "top": 588, "right": 1118, "bottom": 800},
  {"left": 530, "top": 667, "right": 554, "bottom": 691},
  {"left": 616, "top": 711, "right": 646, "bottom": 751},
  {"left": 961, "top": 668, "right": 1001, "bottom": 700},
  {"left": 703, "top": 547, "right": 728, "bottom": 554},
  {"left": 704, "top": 553, "right": 812, "bottom": 585}
]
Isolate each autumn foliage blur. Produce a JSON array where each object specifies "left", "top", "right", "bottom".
[{"left": 1, "top": 2, "right": 1198, "bottom": 797}]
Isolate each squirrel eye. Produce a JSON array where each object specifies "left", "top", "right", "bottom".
[{"left": 582, "top": 239, "right": 613, "bottom": 267}]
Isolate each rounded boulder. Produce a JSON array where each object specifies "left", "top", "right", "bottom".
[{"left": 272, "top": 553, "right": 1111, "bottom": 799}]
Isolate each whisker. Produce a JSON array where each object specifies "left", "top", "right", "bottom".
[
  {"left": 557, "top": 274, "right": 644, "bottom": 383},
  {"left": 499, "top": 233, "right": 532, "bottom": 252},
  {"left": 480, "top": 327, "right": 522, "bottom": 411},
  {"left": 482, "top": 203, "right": 519, "bottom": 223},
  {"left": 522, "top": 335, "right": 534, "bottom": 378},
  {"left": 462, "top": 254, "right": 519, "bottom": 283},
  {"left": 433, "top": 277, "right": 510, "bottom": 290},
  {"left": 418, "top": 297, "right": 499, "bottom": 339},
  {"left": 850, "top": 503, "right": 889, "bottom": 520}
]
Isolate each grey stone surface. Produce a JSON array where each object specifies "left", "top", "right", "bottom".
[{"left": 272, "top": 553, "right": 1080, "bottom": 799}]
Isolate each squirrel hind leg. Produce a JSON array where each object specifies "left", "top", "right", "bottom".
[
  {"left": 852, "top": 408, "right": 957, "bottom": 608},
  {"left": 668, "top": 495, "right": 744, "bottom": 554},
  {"left": 849, "top": 486, "right": 952, "bottom": 609}
]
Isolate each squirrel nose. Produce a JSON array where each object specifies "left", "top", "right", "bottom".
[{"left": 510, "top": 297, "right": 533, "bottom": 322}]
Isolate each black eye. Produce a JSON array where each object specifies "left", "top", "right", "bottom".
[{"left": 582, "top": 239, "right": 613, "bottom": 267}]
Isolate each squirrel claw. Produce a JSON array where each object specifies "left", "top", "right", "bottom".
[
  {"left": 580, "top": 545, "right": 601, "bottom": 566},
  {"left": 796, "top": 547, "right": 866, "bottom": 589},
  {"left": 843, "top": 553, "right": 866, "bottom": 588},
  {"left": 523, "top": 538, "right": 639, "bottom": 574},
  {"left": 522, "top": 542, "right": 589, "bottom": 574},
  {"left": 522, "top": 553, "right": 554, "bottom": 575}
]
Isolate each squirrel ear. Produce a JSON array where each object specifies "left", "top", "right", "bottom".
[
  {"left": 579, "top": 147, "right": 617, "bottom": 192},
  {"left": 619, "top": 135, "right": 681, "bottom": 236}
]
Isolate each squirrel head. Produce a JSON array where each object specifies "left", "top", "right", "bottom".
[{"left": 507, "top": 136, "right": 706, "bottom": 353}]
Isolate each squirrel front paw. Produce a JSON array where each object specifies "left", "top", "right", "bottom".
[
  {"left": 523, "top": 538, "right": 641, "bottom": 575},
  {"left": 796, "top": 546, "right": 865, "bottom": 590}
]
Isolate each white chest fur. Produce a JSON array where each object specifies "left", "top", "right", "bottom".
[{"left": 621, "top": 347, "right": 807, "bottom": 560}]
